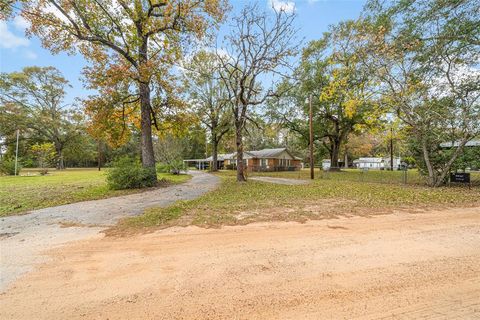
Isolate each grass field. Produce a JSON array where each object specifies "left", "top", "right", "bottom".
[
  {"left": 247, "top": 168, "right": 480, "bottom": 186},
  {"left": 0, "top": 168, "right": 191, "bottom": 216},
  {"left": 119, "top": 170, "right": 480, "bottom": 231}
]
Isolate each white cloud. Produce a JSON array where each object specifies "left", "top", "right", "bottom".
[
  {"left": 24, "top": 50, "right": 38, "bottom": 60},
  {"left": 13, "top": 16, "right": 30, "bottom": 31},
  {"left": 0, "top": 21, "right": 29, "bottom": 49},
  {"left": 268, "top": 0, "right": 296, "bottom": 13}
]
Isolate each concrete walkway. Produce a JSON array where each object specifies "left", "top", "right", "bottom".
[
  {"left": 0, "top": 170, "right": 219, "bottom": 292},
  {"left": 249, "top": 176, "right": 309, "bottom": 185}
]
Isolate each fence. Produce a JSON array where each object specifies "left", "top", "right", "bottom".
[{"left": 319, "top": 168, "right": 480, "bottom": 187}]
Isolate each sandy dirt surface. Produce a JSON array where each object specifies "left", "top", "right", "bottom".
[
  {"left": 1, "top": 206, "right": 479, "bottom": 319},
  {"left": 0, "top": 171, "right": 219, "bottom": 291}
]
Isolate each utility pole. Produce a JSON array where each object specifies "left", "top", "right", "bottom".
[
  {"left": 309, "top": 94, "right": 314, "bottom": 180},
  {"left": 390, "top": 126, "right": 394, "bottom": 171},
  {"left": 14, "top": 129, "right": 19, "bottom": 176}
]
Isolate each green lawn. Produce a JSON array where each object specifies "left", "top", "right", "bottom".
[
  {"left": 247, "top": 168, "right": 428, "bottom": 184},
  {"left": 0, "top": 168, "right": 191, "bottom": 216},
  {"left": 245, "top": 168, "right": 480, "bottom": 186},
  {"left": 119, "top": 170, "right": 480, "bottom": 231}
]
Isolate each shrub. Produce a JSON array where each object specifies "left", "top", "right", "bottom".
[
  {"left": 31, "top": 142, "right": 56, "bottom": 174},
  {"left": 106, "top": 157, "right": 157, "bottom": 190},
  {"left": 0, "top": 158, "right": 21, "bottom": 176},
  {"left": 156, "top": 162, "right": 171, "bottom": 173},
  {"left": 156, "top": 160, "right": 186, "bottom": 175}
]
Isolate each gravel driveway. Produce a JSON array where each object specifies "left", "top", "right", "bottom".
[{"left": 0, "top": 170, "right": 219, "bottom": 291}]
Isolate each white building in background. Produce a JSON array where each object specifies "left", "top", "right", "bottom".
[
  {"left": 322, "top": 159, "right": 331, "bottom": 170},
  {"left": 383, "top": 157, "right": 402, "bottom": 170},
  {"left": 353, "top": 157, "right": 384, "bottom": 169},
  {"left": 353, "top": 157, "right": 402, "bottom": 170}
]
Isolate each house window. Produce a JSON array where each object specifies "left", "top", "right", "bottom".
[{"left": 261, "top": 159, "right": 267, "bottom": 167}]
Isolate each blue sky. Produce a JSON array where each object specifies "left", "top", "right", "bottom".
[{"left": 0, "top": 0, "right": 367, "bottom": 105}]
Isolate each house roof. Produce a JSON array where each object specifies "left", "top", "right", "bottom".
[
  {"left": 355, "top": 157, "right": 383, "bottom": 163},
  {"left": 241, "top": 148, "right": 303, "bottom": 160},
  {"left": 202, "top": 148, "right": 303, "bottom": 161},
  {"left": 440, "top": 139, "right": 480, "bottom": 148},
  {"left": 205, "top": 153, "right": 235, "bottom": 161},
  {"left": 248, "top": 148, "right": 284, "bottom": 158},
  {"left": 353, "top": 157, "right": 401, "bottom": 163},
  {"left": 246, "top": 148, "right": 299, "bottom": 159}
]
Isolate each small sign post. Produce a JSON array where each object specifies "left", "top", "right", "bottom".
[
  {"left": 450, "top": 172, "right": 470, "bottom": 183},
  {"left": 450, "top": 172, "right": 471, "bottom": 188}
]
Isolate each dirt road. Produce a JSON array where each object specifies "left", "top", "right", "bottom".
[{"left": 1, "top": 206, "right": 479, "bottom": 319}]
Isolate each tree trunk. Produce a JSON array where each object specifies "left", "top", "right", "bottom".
[
  {"left": 330, "top": 138, "right": 341, "bottom": 171},
  {"left": 434, "top": 138, "right": 469, "bottom": 187},
  {"left": 235, "top": 122, "right": 246, "bottom": 182},
  {"left": 97, "top": 140, "right": 103, "bottom": 171},
  {"left": 58, "top": 151, "right": 64, "bottom": 170},
  {"left": 138, "top": 37, "right": 156, "bottom": 184},
  {"left": 421, "top": 137, "right": 436, "bottom": 186},
  {"left": 55, "top": 144, "right": 65, "bottom": 170},
  {"left": 139, "top": 80, "right": 157, "bottom": 183}
]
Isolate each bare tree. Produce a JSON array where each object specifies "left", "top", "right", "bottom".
[{"left": 217, "top": 3, "right": 298, "bottom": 181}]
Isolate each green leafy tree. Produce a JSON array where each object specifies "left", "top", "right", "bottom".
[
  {"left": 31, "top": 142, "right": 56, "bottom": 174},
  {"left": 183, "top": 50, "right": 231, "bottom": 171},
  {"left": 363, "top": 0, "right": 480, "bottom": 186},
  {"left": 0, "top": 66, "right": 83, "bottom": 169},
  {"left": 16, "top": 0, "right": 227, "bottom": 184},
  {"left": 275, "top": 20, "right": 381, "bottom": 169}
]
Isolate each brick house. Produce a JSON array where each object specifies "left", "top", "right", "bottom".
[{"left": 225, "top": 148, "right": 302, "bottom": 172}]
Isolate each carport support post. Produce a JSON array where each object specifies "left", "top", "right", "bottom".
[{"left": 309, "top": 94, "right": 314, "bottom": 180}]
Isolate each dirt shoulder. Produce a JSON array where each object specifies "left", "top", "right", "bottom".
[{"left": 1, "top": 206, "right": 479, "bottom": 319}]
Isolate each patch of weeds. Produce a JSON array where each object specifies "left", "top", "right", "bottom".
[{"left": 128, "top": 205, "right": 185, "bottom": 228}]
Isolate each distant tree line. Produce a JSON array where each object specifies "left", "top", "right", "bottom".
[{"left": 1, "top": 0, "right": 478, "bottom": 187}]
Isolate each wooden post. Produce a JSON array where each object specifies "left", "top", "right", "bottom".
[
  {"left": 390, "top": 127, "right": 394, "bottom": 171},
  {"left": 14, "top": 129, "right": 19, "bottom": 176},
  {"left": 309, "top": 94, "right": 314, "bottom": 180}
]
